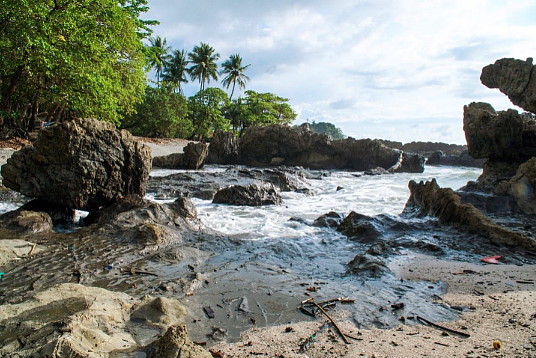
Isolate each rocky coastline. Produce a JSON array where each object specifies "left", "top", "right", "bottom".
[{"left": 0, "top": 58, "right": 535, "bottom": 358}]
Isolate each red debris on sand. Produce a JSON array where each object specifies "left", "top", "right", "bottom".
[{"left": 480, "top": 255, "right": 501, "bottom": 264}]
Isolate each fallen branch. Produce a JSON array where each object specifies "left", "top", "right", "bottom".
[
  {"left": 416, "top": 316, "right": 470, "bottom": 338},
  {"left": 28, "top": 243, "right": 37, "bottom": 256},
  {"left": 120, "top": 268, "right": 158, "bottom": 277},
  {"left": 310, "top": 301, "right": 350, "bottom": 344}
]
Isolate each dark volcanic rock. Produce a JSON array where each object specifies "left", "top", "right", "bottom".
[
  {"left": 207, "top": 130, "right": 239, "bottom": 165},
  {"left": 148, "top": 166, "right": 311, "bottom": 201},
  {"left": 238, "top": 124, "right": 423, "bottom": 172},
  {"left": 212, "top": 183, "right": 281, "bottom": 206},
  {"left": 463, "top": 102, "right": 536, "bottom": 162},
  {"left": 480, "top": 57, "right": 536, "bottom": 114},
  {"left": 313, "top": 211, "right": 343, "bottom": 228},
  {"left": 1, "top": 118, "right": 151, "bottom": 212},
  {"left": 337, "top": 212, "right": 382, "bottom": 243},
  {"left": 392, "top": 152, "right": 426, "bottom": 173},
  {"left": 405, "top": 179, "right": 536, "bottom": 249},
  {"left": 347, "top": 254, "right": 389, "bottom": 277},
  {"left": 426, "top": 150, "right": 485, "bottom": 168},
  {"left": 153, "top": 142, "right": 208, "bottom": 169}
]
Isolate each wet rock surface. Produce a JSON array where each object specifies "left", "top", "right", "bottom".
[
  {"left": 405, "top": 179, "right": 536, "bottom": 249},
  {"left": 147, "top": 166, "right": 312, "bottom": 200},
  {"left": 1, "top": 118, "right": 151, "bottom": 211},
  {"left": 213, "top": 183, "right": 282, "bottom": 206}
]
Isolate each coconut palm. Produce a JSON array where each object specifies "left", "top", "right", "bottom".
[
  {"left": 188, "top": 42, "right": 220, "bottom": 91},
  {"left": 220, "top": 53, "right": 250, "bottom": 99},
  {"left": 162, "top": 49, "right": 189, "bottom": 94},
  {"left": 148, "top": 36, "right": 171, "bottom": 85}
]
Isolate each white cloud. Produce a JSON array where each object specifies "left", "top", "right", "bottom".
[{"left": 144, "top": 0, "right": 536, "bottom": 144}]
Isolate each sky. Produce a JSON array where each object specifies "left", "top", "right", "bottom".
[{"left": 144, "top": 0, "right": 536, "bottom": 144}]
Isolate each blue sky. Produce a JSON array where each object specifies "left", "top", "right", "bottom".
[{"left": 144, "top": 0, "right": 536, "bottom": 144}]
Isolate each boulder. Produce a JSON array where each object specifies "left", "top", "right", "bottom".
[
  {"left": 404, "top": 179, "right": 536, "bottom": 249},
  {"left": 1, "top": 118, "right": 151, "bottom": 212},
  {"left": 153, "top": 142, "right": 208, "bottom": 169},
  {"left": 347, "top": 254, "right": 389, "bottom": 277},
  {"left": 313, "top": 211, "right": 343, "bottom": 228},
  {"left": 480, "top": 57, "right": 536, "bottom": 114},
  {"left": 392, "top": 152, "right": 426, "bottom": 173},
  {"left": 206, "top": 130, "right": 238, "bottom": 164},
  {"left": 237, "top": 124, "right": 423, "bottom": 172},
  {"left": 337, "top": 212, "right": 382, "bottom": 243},
  {"left": 212, "top": 183, "right": 282, "bottom": 206}
]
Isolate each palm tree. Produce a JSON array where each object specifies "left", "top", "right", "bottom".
[
  {"left": 188, "top": 42, "right": 220, "bottom": 91},
  {"left": 162, "top": 49, "right": 189, "bottom": 94},
  {"left": 148, "top": 36, "right": 171, "bottom": 85},
  {"left": 221, "top": 53, "right": 251, "bottom": 99}
]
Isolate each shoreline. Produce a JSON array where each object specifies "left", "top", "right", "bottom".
[{"left": 209, "top": 256, "right": 536, "bottom": 357}]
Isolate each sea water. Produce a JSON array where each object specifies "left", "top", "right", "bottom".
[{"left": 151, "top": 165, "right": 481, "bottom": 238}]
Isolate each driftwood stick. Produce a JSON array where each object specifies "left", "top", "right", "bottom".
[
  {"left": 28, "top": 243, "right": 37, "bottom": 256},
  {"left": 310, "top": 301, "right": 350, "bottom": 344},
  {"left": 416, "top": 316, "right": 470, "bottom": 338}
]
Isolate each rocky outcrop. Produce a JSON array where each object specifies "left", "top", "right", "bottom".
[
  {"left": 1, "top": 118, "right": 151, "bottom": 212},
  {"left": 337, "top": 212, "right": 382, "bottom": 243},
  {"left": 405, "top": 179, "right": 536, "bottom": 249},
  {"left": 148, "top": 166, "right": 311, "bottom": 201},
  {"left": 153, "top": 142, "right": 208, "bottom": 169},
  {"left": 0, "top": 283, "right": 209, "bottom": 358},
  {"left": 480, "top": 57, "right": 536, "bottom": 114},
  {"left": 212, "top": 183, "right": 281, "bottom": 206},
  {"left": 426, "top": 150, "right": 485, "bottom": 168},
  {"left": 207, "top": 130, "right": 238, "bottom": 165},
  {"left": 237, "top": 124, "right": 424, "bottom": 172},
  {"left": 463, "top": 102, "right": 536, "bottom": 162}
]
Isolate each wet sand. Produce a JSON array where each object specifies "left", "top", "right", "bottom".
[{"left": 210, "top": 256, "right": 536, "bottom": 357}]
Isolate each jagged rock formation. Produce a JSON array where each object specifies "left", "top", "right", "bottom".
[
  {"left": 212, "top": 183, "right": 281, "bottom": 206},
  {"left": 507, "top": 157, "right": 536, "bottom": 215},
  {"left": 1, "top": 118, "right": 151, "bottom": 212},
  {"left": 153, "top": 142, "right": 208, "bottom": 169},
  {"left": 237, "top": 124, "right": 424, "bottom": 172},
  {"left": 480, "top": 57, "right": 536, "bottom": 114},
  {"left": 405, "top": 179, "right": 536, "bottom": 249},
  {"left": 206, "top": 130, "right": 238, "bottom": 165}
]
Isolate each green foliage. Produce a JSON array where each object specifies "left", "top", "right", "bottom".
[
  {"left": 309, "top": 121, "right": 345, "bottom": 140},
  {"left": 147, "top": 36, "right": 171, "bottom": 84},
  {"left": 162, "top": 49, "right": 189, "bottom": 94},
  {"left": 0, "top": 0, "right": 150, "bottom": 131},
  {"left": 229, "top": 90, "right": 297, "bottom": 133},
  {"left": 188, "top": 88, "right": 230, "bottom": 140},
  {"left": 188, "top": 43, "right": 220, "bottom": 91},
  {"left": 221, "top": 54, "right": 250, "bottom": 99},
  {"left": 121, "top": 85, "right": 191, "bottom": 138}
]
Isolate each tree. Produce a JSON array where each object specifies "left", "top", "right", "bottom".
[
  {"left": 229, "top": 90, "right": 297, "bottom": 134},
  {"left": 162, "top": 49, "right": 189, "bottom": 94},
  {"left": 121, "top": 85, "right": 191, "bottom": 138},
  {"left": 188, "top": 88, "right": 230, "bottom": 140},
  {"left": 309, "top": 121, "right": 345, "bottom": 140},
  {"left": 188, "top": 43, "right": 220, "bottom": 91},
  {"left": 147, "top": 36, "right": 171, "bottom": 85},
  {"left": 220, "top": 53, "right": 250, "bottom": 99},
  {"left": 0, "top": 0, "right": 150, "bottom": 134}
]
